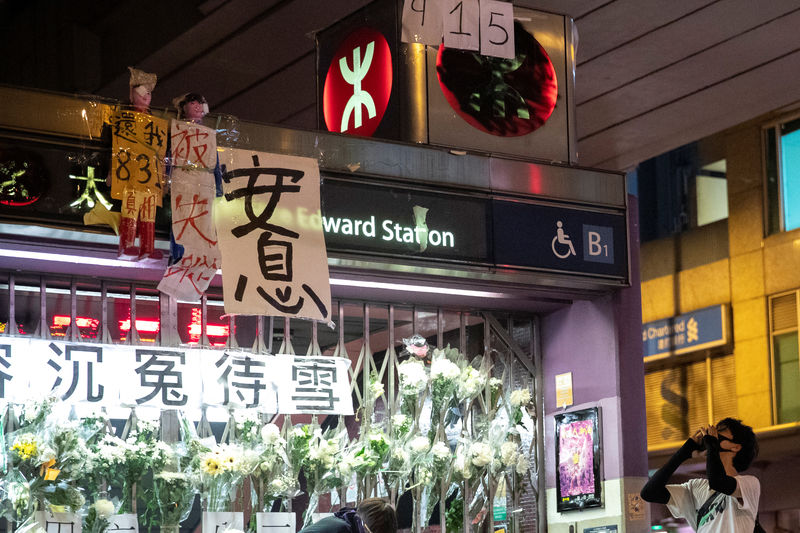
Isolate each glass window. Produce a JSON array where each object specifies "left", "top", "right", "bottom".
[
  {"left": 770, "top": 291, "right": 800, "bottom": 424},
  {"left": 696, "top": 160, "right": 728, "bottom": 227},
  {"left": 635, "top": 142, "right": 728, "bottom": 242},
  {"left": 644, "top": 354, "right": 737, "bottom": 448},
  {"left": 764, "top": 115, "right": 800, "bottom": 234}
]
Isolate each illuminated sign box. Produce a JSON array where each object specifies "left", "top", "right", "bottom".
[
  {"left": 316, "top": 2, "right": 576, "bottom": 163},
  {"left": 321, "top": 177, "right": 490, "bottom": 263},
  {"left": 642, "top": 304, "right": 730, "bottom": 361}
]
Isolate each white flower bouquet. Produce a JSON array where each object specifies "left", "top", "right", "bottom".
[
  {"left": 153, "top": 472, "right": 194, "bottom": 530},
  {"left": 196, "top": 443, "right": 249, "bottom": 512}
]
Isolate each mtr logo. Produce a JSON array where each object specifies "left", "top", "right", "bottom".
[{"left": 323, "top": 27, "right": 392, "bottom": 137}]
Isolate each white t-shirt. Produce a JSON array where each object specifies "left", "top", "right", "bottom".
[{"left": 666, "top": 475, "right": 760, "bottom": 533}]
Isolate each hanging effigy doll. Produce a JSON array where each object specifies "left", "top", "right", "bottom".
[{"left": 107, "top": 67, "right": 169, "bottom": 260}]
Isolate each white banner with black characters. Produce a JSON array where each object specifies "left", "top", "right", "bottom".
[
  {"left": 215, "top": 149, "right": 332, "bottom": 321},
  {"left": 0, "top": 337, "right": 353, "bottom": 416}
]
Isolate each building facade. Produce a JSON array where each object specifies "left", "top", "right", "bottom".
[{"left": 639, "top": 103, "right": 800, "bottom": 532}]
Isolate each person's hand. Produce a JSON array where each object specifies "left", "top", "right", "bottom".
[
  {"left": 706, "top": 425, "right": 719, "bottom": 439},
  {"left": 688, "top": 428, "right": 705, "bottom": 450}
]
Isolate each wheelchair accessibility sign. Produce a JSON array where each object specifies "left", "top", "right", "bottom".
[
  {"left": 492, "top": 199, "right": 627, "bottom": 280},
  {"left": 551, "top": 221, "right": 614, "bottom": 264}
]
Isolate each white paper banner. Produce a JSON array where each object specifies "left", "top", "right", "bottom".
[
  {"left": 0, "top": 337, "right": 352, "bottom": 415},
  {"left": 106, "top": 514, "right": 139, "bottom": 533},
  {"left": 401, "top": 0, "right": 443, "bottom": 45},
  {"left": 200, "top": 351, "right": 278, "bottom": 412},
  {"left": 116, "top": 346, "right": 203, "bottom": 411},
  {"left": 256, "top": 512, "right": 296, "bottom": 533},
  {"left": 159, "top": 120, "right": 221, "bottom": 301},
  {"left": 479, "top": 0, "right": 515, "bottom": 59},
  {"left": 202, "top": 512, "right": 244, "bottom": 533},
  {"left": 216, "top": 149, "right": 331, "bottom": 321},
  {"left": 170, "top": 121, "right": 217, "bottom": 170},
  {"left": 34, "top": 511, "right": 82, "bottom": 533},
  {"left": 275, "top": 354, "right": 354, "bottom": 415},
  {"left": 158, "top": 172, "right": 221, "bottom": 301},
  {"left": 443, "top": 0, "right": 480, "bottom": 51}
]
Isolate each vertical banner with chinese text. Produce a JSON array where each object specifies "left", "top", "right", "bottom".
[
  {"left": 107, "top": 109, "right": 168, "bottom": 206},
  {"left": 216, "top": 149, "right": 331, "bottom": 321},
  {"left": 158, "top": 120, "right": 220, "bottom": 300}
]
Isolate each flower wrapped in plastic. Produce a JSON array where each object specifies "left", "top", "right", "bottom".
[
  {"left": 508, "top": 388, "right": 532, "bottom": 426},
  {"left": 451, "top": 442, "right": 474, "bottom": 482},
  {"left": 397, "top": 359, "right": 429, "bottom": 418},
  {"left": 84, "top": 498, "right": 116, "bottom": 533},
  {"left": 249, "top": 423, "right": 293, "bottom": 512},
  {"left": 429, "top": 348, "right": 461, "bottom": 427},
  {"left": 100, "top": 418, "right": 170, "bottom": 514},
  {"left": 456, "top": 363, "right": 488, "bottom": 404},
  {"left": 349, "top": 429, "right": 389, "bottom": 480},
  {"left": 196, "top": 443, "right": 251, "bottom": 512},
  {"left": 234, "top": 410, "right": 265, "bottom": 447},
  {"left": 5, "top": 416, "right": 88, "bottom": 524},
  {"left": 430, "top": 441, "right": 452, "bottom": 479},
  {"left": 390, "top": 414, "right": 411, "bottom": 441},
  {"left": 153, "top": 472, "right": 194, "bottom": 533}
]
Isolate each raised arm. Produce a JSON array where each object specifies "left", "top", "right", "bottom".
[{"left": 641, "top": 435, "right": 702, "bottom": 504}]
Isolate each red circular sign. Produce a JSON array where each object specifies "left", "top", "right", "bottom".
[
  {"left": 323, "top": 27, "right": 392, "bottom": 137},
  {"left": 436, "top": 22, "right": 557, "bottom": 137}
]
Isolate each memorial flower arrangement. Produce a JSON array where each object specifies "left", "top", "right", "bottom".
[
  {"left": 247, "top": 422, "right": 295, "bottom": 512},
  {"left": 509, "top": 387, "right": 533, "bottom": 426},
  {"left": 1, "top": 405, "right": 87, "bottom": 532},
  {"left": 1, "top": 331, "right": 538, "bottom": 533},
  {"left": 152, "top": 472, "right": 194, "bottom": 533},
  {"left": 429, "top": 348, "right": 461, "bottom": 426},
  {"left": 108, "top": 419, "right": 174, "bottom": 514},
  {"left": 194, "top": 443, "right": 251, "bottom": 512},
  {"left": 84, "top": 498, "right": 116, "bottom": 533}
]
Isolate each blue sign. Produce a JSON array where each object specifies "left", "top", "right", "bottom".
[{"left": 642, "top": 305, "right": 729, "bottom": 360}]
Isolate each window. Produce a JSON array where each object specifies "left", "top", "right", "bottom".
[
  {"left": 769, "top": 291, "right": 800, "bottom": 423},
  {"left": 635, "top": 142, "right": 728, "bottom": 242},
  {"left": 695, "top": 160, "right": 728, "bottom": 227},
  {"left": 644, "top": 354, "right": 736, "bottom": 448},
  {"left": 764, "top": 114, "right": 800, "bottom": 235}
]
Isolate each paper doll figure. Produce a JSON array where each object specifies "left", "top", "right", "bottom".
[{"left": 107, "top": 67, "right": 169, "bottom": 260}]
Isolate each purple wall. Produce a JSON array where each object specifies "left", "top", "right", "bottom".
[{"left": 541, "top": 194, "right": 648, "bottom": 488}]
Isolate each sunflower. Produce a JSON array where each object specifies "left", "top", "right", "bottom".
[{"left": 202, "top": 456, "right": 221, "bottom": 475}]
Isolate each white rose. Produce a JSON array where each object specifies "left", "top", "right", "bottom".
[
  {"left": 500, "top": 442, "right": 518, "bottom": 466},
  {"left": 431, "top": 441, "right": 451, "bottom": 460},
  {"left": 409, "top": 436, "right": 430, "bottom": 454},
  {"left": 392, "top": 414, "right": 408, "bottom": 427},
  {"left": 469, "top": 442, "right": 493, "bottom": 467},
  {"left": 457, "top": 367, "right": 486, "bottom": 400},
  {"left": 391, "top": 448, "right": 409, "bottom": 463},
  {"left": 454, "top": 449, "right": 472, "bottom": 479},
  {"left": 261, "top": 423, "right": 282, "bottom": 444},
  {"left": 38, "top": 445, "right": 57, "bottom": 464},
  {"left": 398, "top": 360, "right": 429, "bottom": 392},
  {"left": 430, "top": 358, "right": 460, "bottom": 381}
]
